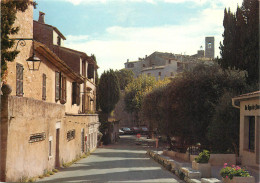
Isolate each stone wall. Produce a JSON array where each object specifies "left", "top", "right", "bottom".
[{"left": 1, "top": 95, "right": 99, "bottom": 182}]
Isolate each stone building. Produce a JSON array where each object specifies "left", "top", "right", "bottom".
[
  {"left": 124, "top": 38, "right": 214, "bottom": 79},
  {"left": 1, "top": 5, "right": 99, "bottom": 182},
  {"left": 232, "top": 91, "right": 260, "bottom": 172}
]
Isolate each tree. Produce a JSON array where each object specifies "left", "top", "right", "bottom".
[
  {"left": 98, "top": 69, "right": 120, "bottom": 117},
  {"left": 219, "top": 0, "right": 259, "bottom": 84},
  {"left": 115, "top": 69, "right": 134, "bottom": 90},
  {"left": 124, "top": 75, "right": 170, "bottom": 126},
  {"left": 1, "top": 0, "right": 36, "bottom": 79}
]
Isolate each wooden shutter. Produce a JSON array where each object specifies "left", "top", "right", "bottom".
[
  {"left": 76, "top": 84, "right": 80, "bottom": 106},
  {"left": 42, "top": 74, "right": 46, "bottom": 100},
  {"left": 72, "top": 82, "right": 77, "bottom": 105},
  {"left": 16, "top": 63, "right": 23, "bottom": 96},
  {"left": 87, "top": 64, "right": 94, "bottom": 79},
  {"left": 55, "top": 72, "right": 60, "bottom": 101},
  {"left": 60, "top": 75, "right": 66, "bottom": 103}
]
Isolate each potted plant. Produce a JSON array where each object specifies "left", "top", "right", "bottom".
[
  {"left": 192, "top": 150, "right": 211, "bottom": 178},
  {"left": 220, "top": 163, "right": 255, "bottom": 183}
]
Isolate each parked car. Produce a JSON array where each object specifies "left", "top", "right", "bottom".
[
  {"left": 131, "top": 127, "right": 140, "bottom": 134},
  {"left": 140, "top": 127, "right": 149, "bottom": 135},
  {"left": 119, "top": 129, "right": 124, "bottom": 135},
  {"left": 121, "top": 127, "right": 132, "bottom": 135}
]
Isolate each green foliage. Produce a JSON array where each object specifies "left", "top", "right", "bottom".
[
  {"left": 98, "top": 69, "right": 120, "bottom": 114},
  {"left": 219, "top": 0, "right": 259, "bottom": 83},
  {"left": 115, "top": 69, "right": 134, "bottom": 90},
  {"left": 220, "top": 164, "right": 250, "bottom": 179},
  {"left": 141, "top": 63, "right": 251, "bottom": 151},
  {"left": 195, "top": 150, "right": 210, "bottom": 163},
  {"left": 1, "top": 0, "right": 37, "bottom": 78}
]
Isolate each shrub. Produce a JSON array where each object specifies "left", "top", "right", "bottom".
[
  {"left": 52, "top": 169, "right": 59, "bottom": 173},
  {"left": 195, "top": 150, "right": 210, "bottom": 163},
  {"left": 220, "top": 163, "right": 250, "bottom": 180}
]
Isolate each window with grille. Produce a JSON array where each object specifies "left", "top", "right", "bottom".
[
  {"left": 16, "top": 63, "right": 24, "bottom": 96},
  {"left": 29, "top": 132, "right": 46, "bottom": 143},
  {"left": 42, "top": 74, "right": 46, "bottom": 100},
  {"left": 67, "top": 129, "right": 75, "bottom": 141}
]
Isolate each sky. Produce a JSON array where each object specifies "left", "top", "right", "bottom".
[{"left": 33, "top": 0, "right": 243, "bottom": 74}]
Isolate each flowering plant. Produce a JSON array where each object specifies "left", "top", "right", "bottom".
[{"left": 220, "top": 163, "right": 250, "bottom": 179}]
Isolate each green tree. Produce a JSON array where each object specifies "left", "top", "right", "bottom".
[
  {"left": 98, "top": 69, "right": 120, "bottom": 117},
  {"left": 1, "top": 0, "right": 36, "bottom": 78},
  {"left": 115, "top": 69, "right": 134, "bottom": 90},
  {"left": 219, "top": 0, "right": 259, "bottom": 83}
]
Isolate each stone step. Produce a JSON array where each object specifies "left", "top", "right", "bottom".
[
  {"left": 181, "top": 167, "right": 201, "bottom": 179},
  {"left": 190, "top": 179, "right": 202, "bottom": 183},
  {"left": 201, "top": 178, "right": 222, "bottom": 183}
]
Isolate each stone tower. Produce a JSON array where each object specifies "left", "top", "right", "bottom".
[{"left": 205, "top": 37, "right": 214, "bottom": 59}]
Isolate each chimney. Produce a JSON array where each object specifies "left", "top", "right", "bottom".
[
  {"left": 127, "top": 59, "right": 129, "bottom": 62},
  {"left": 38, "top": 11, "right": 45, "bottom": 23}
]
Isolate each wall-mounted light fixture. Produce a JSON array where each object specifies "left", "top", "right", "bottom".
[{"left": 10, "top": 38, "right": 41, "bottom": 71}]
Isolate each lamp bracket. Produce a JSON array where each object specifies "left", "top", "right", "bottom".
[{"left": 9, "top": 38, "right": 34, "bottom": 50}]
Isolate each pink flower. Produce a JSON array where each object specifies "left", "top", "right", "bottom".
[
  {"left": 232, "top": 165, "right": 235, "bottom": 168},
  {"left": 236, "top": 166, "right": 241, "bottom": 169},
  {"left": 224, "top": 163, "right": 228, "bottom": 166},
  {"left": 226, "top": 176, "right": 228, "bottom": 178}
]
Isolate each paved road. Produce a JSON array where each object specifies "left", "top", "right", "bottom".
[{"left": 38, "top": 135, "right": 182, "bottom": 183}]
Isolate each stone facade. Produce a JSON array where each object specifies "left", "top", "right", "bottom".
[
  {"left": 124, "top": 38, "right": 214, "bottom": 79},
  {"left": 232, "top": 91, "right": 260, "bottom": 168},
  {"left": 1, "top": 3, "right": 99, "bottom": 182}
]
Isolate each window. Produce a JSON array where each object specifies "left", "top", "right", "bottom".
[
  {"left": 208, "top": 42, "right": 212, "bottom": 48},
  {"left": 67, "top": 129, "right": 75, "bottom": 141},
  {"left": 128, "top": 63, "right": 134, "bottom": 68},
  {"left": 143, "top": 64, "right": 145, "bottom": 67},
  {"left": 158, "top": 72, "right": 161, "bottom": 76},
  {"left": 60, "top": 75, "right": 67, "bottom": 104},
  {"left": 169, "top": 60, "right": 171, "bottom": 64},
  {"left": 42, "top": 74, "right": 46, "bottom": 100},
  {"left": 55, "top": 72, "right": 60, "bottom": 101},
  {"left": 57, "top": 36, "right": 61, "bottom": 46},
  {"left": 249, "top": 116, "right": 255, "bottom": 151},
  {"left": 29, "top": 132, "right": 46, "bottom": 143},
  {"left": 82, "top": 61, "right": 86, "bottom": 77},
  {"left": 49, "top": 139, "right": 52, "bottom": 156},
  {"left": 72, "top": 82, "right": 80, "bottom": 105},
  {"left": 88, "top": 64, "right": 94, "bottom": 79},
  {"left": 147, "top": 73, "right": 151, "bottom": 76},
  {"left": 171, "top": 72, "right": 174, "bottom": 76},
  {"left": 16, "top": 63, "right": 23, "bottom": 96}
]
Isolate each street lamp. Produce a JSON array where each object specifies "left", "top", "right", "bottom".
[{"left": 10, "top": 38, "right": 41, "bottom": 71}]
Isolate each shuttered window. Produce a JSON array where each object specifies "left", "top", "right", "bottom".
[
  {"left": 16, "top": 63, "right": 23, "bottom": 96},
  {"left": 87, "top": 64, "right": 94, "bottom": 79},
  {"left": 72, "top": 82, "right": 80, "bottom": 106},
  {"left": 55, "top": 71, "right": 60, "bottom": 101},
  {"left": 60, "top": 75, "right": 67, "bottom": 104},
  {"left": 42, "top": 74, "right": 46, "bottom": 100},
  {"left": 72, "top": 82, "right": 77, "bottom": 105}
]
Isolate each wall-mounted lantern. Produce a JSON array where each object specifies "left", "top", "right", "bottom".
[{"left": 10, "top": 38, "right": 41, "bottom": 71}]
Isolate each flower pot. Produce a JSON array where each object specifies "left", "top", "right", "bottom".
[
  {"left": 222, "top": 176, "right": 255, "bottom": 183},
  {"left": 192, "top": 161, "right": 211, "bottom": 178}
]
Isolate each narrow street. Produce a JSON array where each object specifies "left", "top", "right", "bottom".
[{"left": 38, "top": 135, "right": 182, "bottom": 183}]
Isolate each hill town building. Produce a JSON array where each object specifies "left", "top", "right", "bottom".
[
  {"left": 124, "top": 37, "right": 214, "bottom": 80},
  {"left": 1, "top": 6, "right": 99, "bottom": 182}
]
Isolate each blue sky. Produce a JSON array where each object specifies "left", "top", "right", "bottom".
[{"left": 33, "top": 0, "right": 242, "bottom": 74}]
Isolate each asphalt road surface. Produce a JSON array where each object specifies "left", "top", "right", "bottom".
[{"left": 38, "top": 135, "right": 183, "bottom": 183}]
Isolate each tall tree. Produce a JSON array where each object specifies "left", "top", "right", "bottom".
[
  {"left": 1, "top": 0, "right": 36, "bottom": 79},
  {"left": 115, "top": 69, "right": 134, "bottom": 90},
  {"left": 219, "top": 0, "right": 259, "bottom": 83},
  {"left": 98, "top": 69, "right": 120, "bottom": 116}
]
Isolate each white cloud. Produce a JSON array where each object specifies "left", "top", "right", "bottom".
[{"left": 64, "top": 0, "right": 242, "bottom": 74}]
